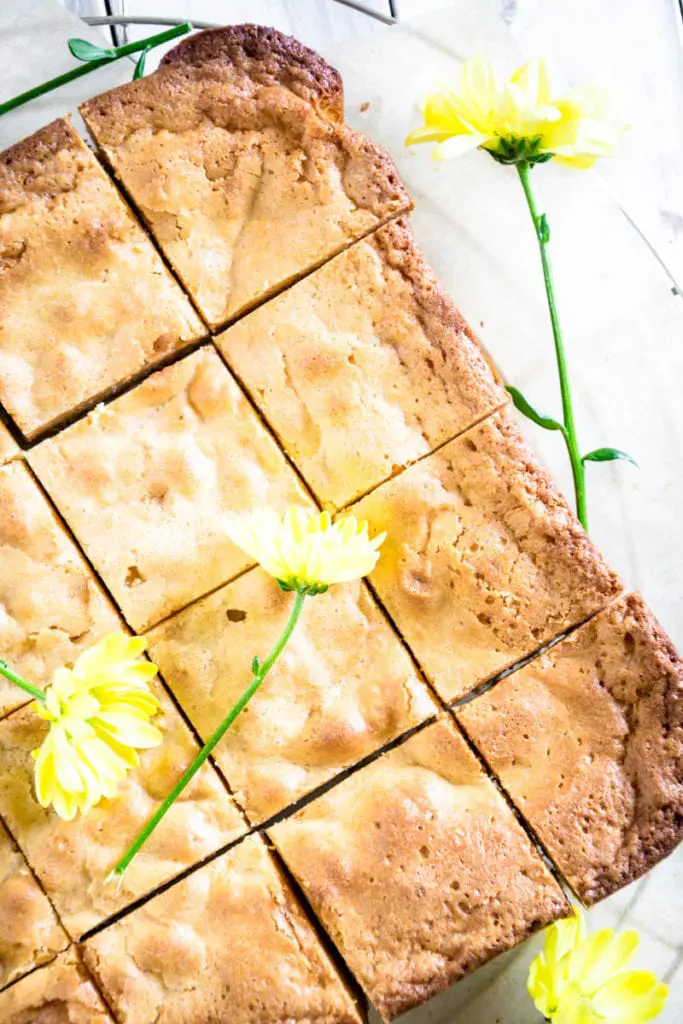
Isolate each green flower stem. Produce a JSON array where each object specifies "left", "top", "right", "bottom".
[
  {"left": 110, "top": 588, "right": 307, "bottom": 879},
  {"left": 516, "top": 161, "right": 588, "bottom": 530},
  {"left": 0, "top": 24, "right": 191, "bottom": 116},
  {"left": 0, "top": 661, "right": 47, "bottom": 702}
]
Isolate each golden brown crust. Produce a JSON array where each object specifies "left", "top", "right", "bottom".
[
  {"left": 216, "top": 217, "right": 506, "bottom": 508},
  {"left": 148, "top": 569, "right": 436, "bottom": 822},
  {"left": 29, "top": 348, "right": 311, "bottom": 632},
  {"left": 0, "top": 461, "right": 122, "bottom": 717},
  {"left": 0, "top": 950, "right": 114, "bottom": 1023},
  {"left": 0, "top": 421, "right": 18, "bottom": 465},
  {"left": 351, "top": 407, "right": 623, "bottom": 702},
  {"left": 0, "top": 689, "right": 246, "bottom": 937},
  {"left": 271, "top": 716, "right": 569, "bottom": 1021},
  {"left": 0, "top": 117, "right": 204, "bottom": 438},
  {"left": 0, "top": 819, "right": 67, "bottom": 989},
  {"left": 458, "top": 593, "right": 683, "bottom": 906},
  {"left": 160, "top": 24, "right": 344, "bottom": 122},
  {"left": 83, "top": 834, "right": 363, "bottom": 1024},
  {"left": 80, "top": 31, "right": 411, "bottom": 327}
]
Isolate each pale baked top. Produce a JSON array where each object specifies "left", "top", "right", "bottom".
[
  {"left": 271, "top": 716, "right": 569, "bottom": 1022},
  {"left": 0, "top": 950, "right": 114, "bottom": 1024},
  {"left": 80, "top": 25, "right": 412, "bottom": 328},
  {"left": 216, "top": 217, "right": 506, "bottom": 508},
  {"left": 0, "top": 681, "right": 246, "bottom": 938},
  {"left": 83, "top": 833, "right": 362, "bottom": 1024},
  {"left": 0, "top": 421, "right": 17, "bottom": 464},
  {"left": 351, "top": 407, "right": 622, "bottom": 702},
  {"left": 458, "top": 593, "right": 683, "bottom": 905},
  {"left": 0, "top": 461, "right": 121, "bottom": 717},
  {"left": 30, "top": 348, "right": 311, "bottom": 632},
  {"left": 0, "top": 819, "right": 67, "bottom": 989},
  {"left": 0, "top": 118, "right": 203, "bottom": 440},
  {"left": 148, "top": 569, "right": 436, "bottom": 822}
]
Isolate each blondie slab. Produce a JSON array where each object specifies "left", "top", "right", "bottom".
[
  {"left": 458, "top": 593, "right": 683, "bottom": 905},
  {"left": 148, "top": 569, "right": 436, "bottom": 822},
  {"left": 0, "top": 818, "right": 67, "bottom": 989},
  {"left": 83, "top": 833, "right": 362, "bottom": 1024},
  {"left": 0, "top": 118, "right": 204, "bottom": 440},
  {"left": 216, "top": 218, "right": 505, "bottom": 508},
  {"left": 0, "top": 683, "right": 246, "bottom": 937},
  {"left": 0, "top": 421, "right": 17, "bottom": 464},
  {"left": 0, "top": 461, "right": 121, "bottom": 718},
  {"left": 80, "top": 25, "right": 411, "bottom": 329},
  {"left": 351, "top": 408, "right": 622, "bottom": 703},
  {"left": 0, "top": 950, "right": 114, "bottom": 1023},
  {"left": 30, "top": 348, "right": 311, "bottom": 632},
  {"left": 271, "top": 716, "right": 569, "bottom": 1021}
]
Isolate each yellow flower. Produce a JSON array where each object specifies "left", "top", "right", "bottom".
[
  {"left": 32, "top": 634, "right": 162, "bottom": 821},
  {"left": 405, "top": 55, "right": 622, "bottom": 168},
  {"left": 224, "top": 506, "right": 386, "bottom": 594},
  {"left": 529, "top": 910, "right": 668, "bottom": 1023}
]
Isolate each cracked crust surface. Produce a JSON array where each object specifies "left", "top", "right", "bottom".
[
  {"left": 30, "top": 348, "right": 311, "bottom": 632},
  {"left": 458, "top": 593, "right": 683, "bottom": 905},
  {"left": 0, "top": 819, "right": 67, "bottom": 989},
  {"left": 0, "top": 950, "right": 114, "bottom": 1023},
  {"left": 0, "top": 684, "right": 246, "bottom": 938},
  {"left": 351, "top": 407, "right": 623, "bottom": 703},
  {"left": 0, "top": 421, "right": 18, "bottom": 464},
  {"left": 271, "top": 716, "right": 569, "bottom": 1022},
  {"left": 0, "top": 461, "right": 121, "bottom": 718},
  {"left": 0, "top": 118, "right": 204, "bottom": 440},
  {"left": 216, "top": 217, "right": 505, "bottom": 508},
  {"left": 148, "top": 569, "right": 436, "bottom": 823},
  {"left": 80, "top": 25, "right": 411, "bottom": 328},
  {"left": 83, "top": 833, "right": 362, "bottom": 1024}
]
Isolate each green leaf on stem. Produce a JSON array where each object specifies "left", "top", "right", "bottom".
[
  {"left": 537, "top": 213, "right": 550, "bottom": 244},
  {"left": 68, "top": 38, "right": 116, "bottom": 62},
  {"left": 506, "top": 386, "right": 565, "bottom": 434},
  {"left": 582, "top": 447, "right": 638, "bottom": 467},
  {"left": 251, "top": 655, "right": 260, "bottom": 675},
  {"left": 133, "top": 45, "right": 152, "bottom": 80}
]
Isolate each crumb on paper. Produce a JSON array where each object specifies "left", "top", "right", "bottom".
[{"left": 360, "top": 102, "right": 370, "bottom": 112}]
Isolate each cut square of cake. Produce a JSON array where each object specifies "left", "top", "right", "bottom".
[
  {"left": 0, "top": 949, "right": 114, "bottom": 1023},
  {"left": 83, "top": 833, "right": 362, "bottom": 1024},
  {"left": 0, "top": 461, "right": 122, "bottom": 718},
  {"left": 0, "top": 818, "right": 67, "bottom": 990},
  {"left": 351, "top": 407, "right": 622, "bottom": 703},
  {"left": 0, "top": 421, "right": 17, "bottom": 465},
  {"left": 148, "top": 569, "right": 437, "bottom": 822},
  {"left": 216, "top": 217, "right": 506, "bottom": 508},
  {"left": 271, "top": 715, "right": 570, "bottom": 1022},
  {"left": 0, "top": 118, "right": 204, "bottom": 440},
  {"left": 30, "top": 347, "right": 312, "bottom": 632},
  {"left": 80, "top": 25, "right": 412, "bottom": 329},
  {"left": 457, "top": 593, "right": 683, "bottom": 905},
  {"left": 0, "top": 681, "right": 247, "bottom": 937}
]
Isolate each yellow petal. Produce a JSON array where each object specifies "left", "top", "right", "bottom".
[
  {"left": 592, "top": 972, "right": 669, "bottom": 1023},
  {"left": 511, "top": 57, "right": 552, "bottom": 106},
  {"left": 569, "top": 928, "right": 639, "bottom": 994}
]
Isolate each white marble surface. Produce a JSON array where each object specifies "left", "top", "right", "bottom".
[{"left": 3, "top": 1, "right": 683, "bottom": 1020}]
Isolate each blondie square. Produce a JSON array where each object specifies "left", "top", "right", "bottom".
[
  {"left": 80, "top": 25, "right": 411, "bottom": 329},
  {"left": 458, "top": 593, "right": 683, "bottom": 905},
  {"left": 216, "top": 218, "right": 505, "bottom": 508},
  {"left": 83, "top": 834, "right": 362, "bottom": 1024},
  {"left": 0, "top": 421, "right": 17, "bottom": 464},
  {"left": 351, "top": 408, "right": 622, "bottom": 702},
  {"left": 0, "top": 818, "right": 67, "bottom": 989},
  {"left": 271, "top": 716, "right": 569, "bottom": 1021},
  {"left": 0, "top": 118, "right": 204, "bottom": 440},
  {"left": 30, "top": 347, "right": 311, "bottom": 632},
  {"left": 0, "top": 950, "right": 114, "bottom": 1023},
  {"left": 0, "top": 683, "right": 246, "bottom": 937},
  {"left": 0, "top": 461, "right": 121, "bottom": 718},
  {"left": 148, "top": 569, "right": 437, "bottom": 822}
]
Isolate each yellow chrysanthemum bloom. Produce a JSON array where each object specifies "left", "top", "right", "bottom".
[
  {"left": 32, "top": 634, "right": 162, "bottom": 821},
  {"left": 406, "top": 55, "right": 622, "bottom": 169},
  {"left": 225, "top": 506, "right": 386, "bottom": 594},
  {"left": 529, "top": 910, "right": 668, "bottom": 1023}
]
